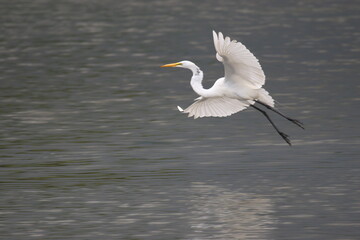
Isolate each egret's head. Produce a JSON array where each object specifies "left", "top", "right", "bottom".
[{"left": 160, "top": 60, "right": 195, "bottom": 69}]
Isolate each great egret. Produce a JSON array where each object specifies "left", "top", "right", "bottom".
[{"left": 161, "top": 31, "right": 303, "bottom": 145}]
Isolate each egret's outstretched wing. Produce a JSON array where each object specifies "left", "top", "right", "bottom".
[
  {"left": 213, "top": 31, "right": 265, "bottom": 89},
  {"left": 181, "top": 97, "right": 252, "bottom": 119}
]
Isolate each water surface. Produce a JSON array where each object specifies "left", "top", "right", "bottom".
[{"left": 1, "top": 0, "right": 359, "bottom": 239}]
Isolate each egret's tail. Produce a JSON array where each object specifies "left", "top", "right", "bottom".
[{"left": 258, "top": 89, "right": 275, "bottom": 107}]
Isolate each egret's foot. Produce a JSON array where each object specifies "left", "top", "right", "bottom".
[
  {"left": 279, "top": 132, "right": 292, "bottom": 146},
  {"left": 288, "top": 118, "right": 304, "bottom": 129}
]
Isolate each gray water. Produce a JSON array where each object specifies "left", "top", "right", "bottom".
[{"left": 1, "top": 0, "right": 359, "bottom": 239}]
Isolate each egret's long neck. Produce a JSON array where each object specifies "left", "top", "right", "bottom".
[{"left": 188, "top": 64, "right": 212, "bottom": 97}]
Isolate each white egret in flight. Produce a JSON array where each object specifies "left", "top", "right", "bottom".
[{"left": 161, "top": 31, "right": 303, "bottom": 145}]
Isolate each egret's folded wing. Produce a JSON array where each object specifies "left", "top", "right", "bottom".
[
  {"left": 183, "top": 97, "right": 251, "bottom": 119},
  {"left": 213, "top": 31, "right": 265, "bottom": 89}
]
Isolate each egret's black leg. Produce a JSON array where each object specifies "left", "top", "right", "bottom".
[
  {"left": 251, "top": 105, "right": 292, "bottom": 146},
  {"left": 256, "top": 101, "right": 304, "bottom": 129}
]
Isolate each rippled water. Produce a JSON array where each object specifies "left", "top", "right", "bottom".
[{"left": 1, "top": 0, "right": 359, "bottom": 239}]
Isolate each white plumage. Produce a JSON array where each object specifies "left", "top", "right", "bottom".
[
  {"left": 183, "top": 97, "right": 251, "bottom": 119},
  {"left": 213, "top": 31, "right": 266, "bottom": 89},
  {"left": 161, "top": 31, "right": 303, "bottom": 145},
  {"left": 162, "top": 31, "right": 274, "bottom": 119}
]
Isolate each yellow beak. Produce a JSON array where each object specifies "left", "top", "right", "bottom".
[{"left": 160, "top": 62, "right": 182, "bottom": 67}]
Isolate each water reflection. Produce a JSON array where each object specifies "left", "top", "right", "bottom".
[{"left": 186, "top": 182, "right": 275, "bottom": 239}]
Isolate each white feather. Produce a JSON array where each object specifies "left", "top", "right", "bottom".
[
  {"left": 183, "top": 97, "right": 250, "bottom": 119},
  {"left": 213, "top": 31, "right": 265, "bottom": 89}
]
